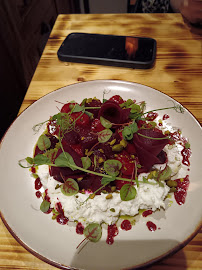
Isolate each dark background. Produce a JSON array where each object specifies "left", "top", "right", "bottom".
[{"left": 0, "top": 0, "right": 81, "bottom": 139}]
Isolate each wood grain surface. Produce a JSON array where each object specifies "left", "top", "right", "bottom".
[{"left": 1, "top": 13, "right": 202, "bottom": 270}]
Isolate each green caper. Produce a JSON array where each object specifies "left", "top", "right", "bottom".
[
  {"left": 112, "top": 144, "right": 124, "bottom": 152},
  {"left": 166, "top": 180, "right": 178, "bottom": 188}
]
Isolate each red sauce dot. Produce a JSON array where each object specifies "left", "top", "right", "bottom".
[
  {"left": 76, "top": 222, "right": 84, "bottom": 234},
  {"left": 146, "top": 112, "right": 158, "bottom": 121},
  {"left": 55, "top": 202, "right": 63, "bottom": 214},
  {"left": 56, "top": 214, "right": 68, "bottom": 225},
  {"left": 35, "top": 178, "right": 42, "bottom": 190},
  {"left": 121, "top": 220, "right": 132, "bottom": 231},
  {"left": 146, "top": 221, "right": 157, "bottom": 232},
  {"left": 31, "top": 167, "right": 36, "bottom": 173},
  {"left": 106, "top": 236, "right": 114, "bottom": 245},
  {"left": 106, "top": 224, "right": 119, "bottom": 245},
  {"left": 142, "top": 210, "right": 153, "bottom": 217},
  {"left": 163, "top": 114, "right": 169, "bottom": 120},
  {"left": 35, "top": 191, "right": 41, "bottom": 198},
  {"left": 174, "top": 175, "right": 189, "bottom": 205},
  {"left": 181, "top": 147, "right": 191, "bottom": 166}
]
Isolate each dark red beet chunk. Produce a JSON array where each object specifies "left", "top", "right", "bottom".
[
  {"left": 78, "top": 175, "right": 111, "bottom": 193},
  {"left": 63, "top": 130, "right": 81, "bottom": 145},
  {"left": 109, "top": 95, "right": 125, "bottom": 105},
  {"left": 80, "top": 132, "right": 98, "bottom": 152},
  {"left": 98, "top": 100, "right": 130, "bottom": 124},
  {"left": 85, "top": 99, "right": 102, "bottom": 118},
  {"left": 133, "top": 129, "right": 169, "bottom": 170},
  {"left": 134, "top": 129, "right": 169, "bottom": 156},
  {"left": 91, "top": 118, "right": 105, "bottom": 132}
]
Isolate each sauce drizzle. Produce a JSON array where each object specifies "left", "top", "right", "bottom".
[
  {"left": 106, "top": 224, "right": 119, "bottom": 245},
  {"left": 174, "top": 175, "right": 190, "bottom": 205},
  {"left": 142, "top": 210, "right": 153, "bottom": 217},
  {"left": 146, "top": 221, "right": 157, "bottom": 232}
]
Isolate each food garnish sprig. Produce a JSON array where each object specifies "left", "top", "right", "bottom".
[{"left": 19, "top": 98, "right": 185, "bottom": 202}]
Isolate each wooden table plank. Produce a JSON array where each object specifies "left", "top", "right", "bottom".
[{"left": 1, "top": 13, "right": 202, "bottom": 270}]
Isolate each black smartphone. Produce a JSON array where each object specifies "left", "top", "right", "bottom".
[{"left": 57, "top": 33, "right": 156, "bottom": 69}]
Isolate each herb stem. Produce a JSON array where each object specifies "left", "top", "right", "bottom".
[{"left": 137, "top": 133, "right": 170, "bottom": 140}]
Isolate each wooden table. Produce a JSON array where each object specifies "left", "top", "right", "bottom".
[{"left": 1, "top": 13, "right": 202, "bottom": 270}]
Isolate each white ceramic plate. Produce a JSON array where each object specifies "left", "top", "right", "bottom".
[{"left": 0, "top": 80, "right": 202, "bottom": 270}]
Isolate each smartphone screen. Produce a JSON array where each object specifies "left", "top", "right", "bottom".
[{"left": 57, "top": 33, "right": 156, "bottom": 69}]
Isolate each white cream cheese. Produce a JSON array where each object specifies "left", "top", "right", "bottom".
[{"left": 37, "top": 166, "right": 170, "bottom": 225}]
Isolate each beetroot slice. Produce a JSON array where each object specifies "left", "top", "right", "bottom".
[
  {"left": 132, "top": 142, "right": 161, "bottom": 171},
  {"left": 98, "top": 100, "right": 130, "bottom": 124},
  {"left": 50, "top": 167, "right": 85, "bottom": 183},
  {"left": 133, "top": 129, "right": 169, "bottom": 170},
  {"left": 133, "top": 129, "right": 169, "bottom": 156},
  {"left": 78, "top": 175, "right": 111, "bottom": 193},
  {"left": 85, "top": 99, "right": 102, "bottom": 118}
]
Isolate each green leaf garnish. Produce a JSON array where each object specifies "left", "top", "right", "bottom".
[
  {"left": 122, "top": 126, "right": 133, "bottom": 141},
  {"left": 81, "top": 156, "right": 91, "bottom": 170},
  {"left": 40, "top": 200, "right": 50, "bottom": 213},
  {"left": 26, "top": 157, "right": 33, "bottom": 165},
  {"left": 37, "top": 134, "right": 51, "bottom": 151},
  {"left": 120, "top": 184, "right": 137, "bottom": 201},
  {"left": 101, "top": 176, "right": 116, "bottom": 185},
  {"left": 129, "top": 103, "right": 141, "bottom": 113},
  {"left": 84, "top": 223, "right": 102, "bottom": 242},
  {"left": 100, "top": 116, "right": 112, "bottom": 129},
  {"left": 98, "top": 129, "right": 113, "bottom": 143},
  {"left": 52, "top": 113, "right": 70, "bottom": 134},
  {"left": 104, "top": 159, "right": 122, "bottom": 177},
  {"left": 72, "top": 104, "right": 85, "bottom": 113},
  {"left": 61, "top": 178, "right": 79, "bottom": 196},
  {"left": 122, "top": 122, "right": 138, "bottom": 141},
  {"left": 33, "top": 154, "right": 51, "bottom": 165},
  {"left": 84, "top": 111, "right": 94, "bottom": 119},
  {"left": 55, "top": 152, "right": 77, "bottom": 170}
]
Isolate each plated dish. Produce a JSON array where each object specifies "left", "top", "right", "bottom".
[{"left": 0, "top": 80, "right": 202, "bottom": 270}]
